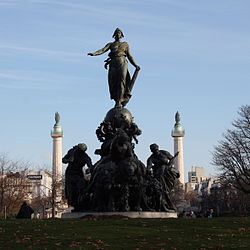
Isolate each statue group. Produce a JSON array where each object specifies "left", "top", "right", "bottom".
[{"left": 63, "top": 28, "right": 180, "bottom": 213}]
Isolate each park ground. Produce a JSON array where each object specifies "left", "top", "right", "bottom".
[{"left": 0, "top": 217, "right": 249, "bottom": 249}]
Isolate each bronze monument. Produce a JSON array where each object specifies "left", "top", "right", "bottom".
[
  {"left": 62, "top": 29, "right": 179, "bottom": 213},
  {"left": 88, "top": 28, "right": 140, "bottom": 108}
]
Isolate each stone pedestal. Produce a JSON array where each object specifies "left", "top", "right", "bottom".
[{"left": 62, "top": 211, "right": 178, "bottom": 219}]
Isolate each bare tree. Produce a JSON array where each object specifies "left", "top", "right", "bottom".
[
  {"left": 204, "top": 180, "right": 250, "bottom": 216},
  {"left": 185, "top": 191, "right": 200, "bottom": 208},
  {"left": 212, "top": 105, "right": 250, "bottom": 193},
  {"left": 0, "top": 154, "right": 30, "bottom": 217},
  {"left": 170, "top": 180, "right": 185, "bottom": 207}
]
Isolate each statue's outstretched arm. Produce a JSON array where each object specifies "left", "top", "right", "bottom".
[
  {"left": 166, "top": 151, "right": 174, "bottom": 160},
  {"left": 86, "top": 155, "right": 93, "bottom": 169},
  {"left": 88, "top": 43, "right": 110, "bottom": 56},
  {"left": 146, "top": 157, "right": 153, "bottom": 171},
  {"left": 127, "top": 46, "right": 140, "bottom": 70}
]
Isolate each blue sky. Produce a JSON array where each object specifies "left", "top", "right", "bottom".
[{"left": 0, "top": 0, "right": 249, "bottom": 180}]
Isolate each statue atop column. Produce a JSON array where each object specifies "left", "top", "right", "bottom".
[
  {"left": 88, "top": 28, "right": 140, "bottom": 108},
  {"left": 54, "top": 112, "right": 60, "bottom": 125}
]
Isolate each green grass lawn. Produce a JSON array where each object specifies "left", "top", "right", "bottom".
[{"left": 0, "top": 217, "right": 249, "bottom": 249}]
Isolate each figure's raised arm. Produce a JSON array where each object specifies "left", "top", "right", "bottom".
[
  {"left": 146, "top": 156, "right": 153, "bottom": 171},
  {"left": 88, "top": 43, "right": 111, "bottom": 56},
  {"left": 126, "top": 45, "right": 140, "bottom": 70}
]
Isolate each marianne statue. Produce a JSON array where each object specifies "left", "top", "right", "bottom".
[{"left": 88, "top": 28, "right": 140, "bottom": 108}]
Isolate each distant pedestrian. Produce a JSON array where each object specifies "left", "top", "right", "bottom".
[
  {"left": 205, "top": 208, "right": 214, "bottom": 218},
  {"left": 190, "top": 211, "right": 196, "bottom": 218},
  {"left": 16, "top": 202, "right": 34, "bottom": 219},
  {"left": 208, "top": 209, "right": 214, "bottom": 218}
]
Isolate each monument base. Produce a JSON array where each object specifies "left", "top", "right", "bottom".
[{"left": 61, "top": 211, "right": 177, "bottom": 219}]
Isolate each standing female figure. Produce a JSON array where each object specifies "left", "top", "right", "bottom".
[{"left": 88, "top": 28, "right": 140, "bottom": 108}]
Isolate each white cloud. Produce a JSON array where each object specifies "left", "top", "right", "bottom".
[
  {"left": 0, "top": 70, "right": 98, "bottom": 91},
  {"left": 28, "top": 0, "right": 181, "bottom": 30},
  {"left": 0, "top": 0, "right": 20, "bottom": 7},
  {"left": 0, "top": 44, "right": 80, "bottom": 58}
]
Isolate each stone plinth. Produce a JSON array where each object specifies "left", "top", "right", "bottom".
[{"left": 62, "top": 211, "right": 177, "bottom": 219}]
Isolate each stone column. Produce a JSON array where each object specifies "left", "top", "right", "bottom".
[
  {"left": 171, "top": 111, "right": 185, "bottom": 185},
  {"left": 51, "top": 112, "right": 64, "bottom": 203}
]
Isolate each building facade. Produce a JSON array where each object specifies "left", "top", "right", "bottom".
[{"left": 22, "top": 170, "right": 53, "bottom": 200}]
